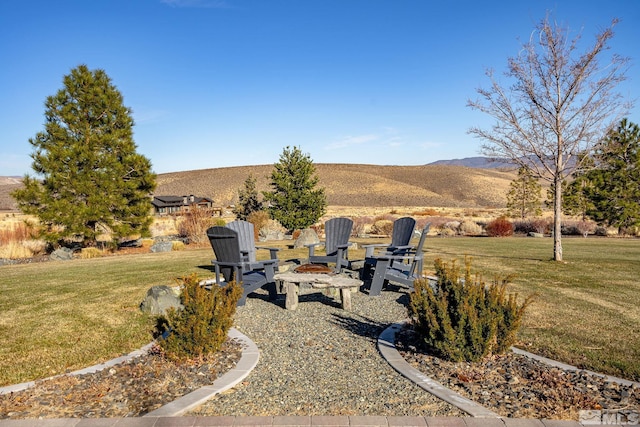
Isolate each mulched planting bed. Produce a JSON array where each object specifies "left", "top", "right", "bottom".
[
  {"left": 0, "top": 339, "right": 242, "bottom": 419},
  {"left": 395, "top": 325, "right": 640, "bottom": 420}
]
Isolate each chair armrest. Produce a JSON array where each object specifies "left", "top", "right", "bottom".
[
  {"left": 374, "top": 254, "right": 420, "bottom": 262},
  {"left": 305, "top": 242, "right": 325, "bottom": 248},
  {"left": 211, "top": 260, "right": 243, "bottom": 283},
  {"left": 306, "top": 241, "right": 325, "bottom": 257},
  {"left": 211, "top": 259, "right": 244, "bottom": 269},
  {"left": 389, "top": 244, "right": 412, "bottom": 251},
  {"left": 256, "top": 246, "right": 280, "bottom": 251},
  {"left": 387, "top": 244, "right": 414, "bottom": 255},
  {"left": 362, "top": 243, "right": 387, "bottom": 257},
  {"left": 256, "top": 246, "right": 280, "bottom": 260}
]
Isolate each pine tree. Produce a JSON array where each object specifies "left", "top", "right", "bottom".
[
  {"left": 262, "top": 146, "right": 326, "bottom": 231},
  {"left": 561, "top": 154, "right": 596, "bottom": 221},
  {"left": 584, "top": 119, "right": 640, "bottom": 233},
  {"left": 506, "top": 166, "right": 542, "bottom": 219},
  {"left": 12, "top": 65, "right": 156, "bottom": 247},
  {"left": 232, "top": 174, "right": 262, "bottom": 221}
]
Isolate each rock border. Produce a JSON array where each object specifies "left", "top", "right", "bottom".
[
  {"left": 378, "top": 321, "right": 640, "bottom": 419},
  {"left": 0, "top": 343, "right": 155, "bottom": 395}
]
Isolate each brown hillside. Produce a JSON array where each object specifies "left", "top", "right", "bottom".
[
  {"left": 155, "top": 164, "right": 516, "bottom": 208},
  {"left": 0, "top": 164, "right": 516, "bottom": 211}
]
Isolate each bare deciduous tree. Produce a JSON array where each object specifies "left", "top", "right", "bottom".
[{"left": 467, "top": 15, "right": 631, "bottom": 261}]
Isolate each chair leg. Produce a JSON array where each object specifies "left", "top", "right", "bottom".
[
  {"left": 361, "top": 258, "right": 375, "bottom": 281},
  {"left": 263, "top": 265, "right": 278, "bottom": 300},
  {"left": 369, "top": 259, "right": 391, "bottom": 296},
  {"left": 237, "top": 290, "right": 249, "bottom": 306},
  {"left": 265, "top": 281, "right": 278, "bottom": 300}
]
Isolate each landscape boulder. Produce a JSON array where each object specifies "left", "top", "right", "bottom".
[
  {"left": 259, "top": 229, "right": 286, "bottom": 242},
  {"left": 150, "top": 241, "right": 173, "bottom": 253},
  {"left": 50, "top": 247, "right": 74, "bottom": 261},
  {"left": 294, "top": 228, "right": 320, "bottom": 248},
  {"left": 259, "top": 219, "right": 288, "bottom": 242},
  {"left": 140, "top": 285, "right": 183, "bottom": 316}
]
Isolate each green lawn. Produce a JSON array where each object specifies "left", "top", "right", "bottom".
[{"left": 0, "top": 236, "right": 638, "bottom": 386}]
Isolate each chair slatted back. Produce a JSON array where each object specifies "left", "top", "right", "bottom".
[
  {"left": 226, "top": 220, "right": 256, "bottom": 263},
  {"left": 324, "top": 217, "right": 353, "bottom": 255},
  {"left": 206, "top": 226, "right": 241, "bottom": 281},
  {"left": 390, "top": 217, "right": 416, "bottom": 247}
]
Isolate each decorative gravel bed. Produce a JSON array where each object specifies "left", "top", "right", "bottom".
[{"left": 190, "top": 289, "right": 461, "bottom": 417}]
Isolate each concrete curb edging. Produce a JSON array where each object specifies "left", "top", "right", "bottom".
[
  {"left": 378, "top": 322, "right": 501, "bottom": 418},
  {"left": 144, "top": 327, "right": 259, "bottom": 417}
]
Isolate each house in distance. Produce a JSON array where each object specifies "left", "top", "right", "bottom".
[{"left": 152, "top": 195, "right": 220, "bottom": 216}]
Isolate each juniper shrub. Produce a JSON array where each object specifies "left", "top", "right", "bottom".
[
  {"left": 408, "top": 258, "right": 533, "bottom": 362},
  {"left": 155, "top": 274, "right": 242, "bottom": 361}
]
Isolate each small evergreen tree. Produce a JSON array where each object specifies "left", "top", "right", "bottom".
[
  {"left": 155, "top": 274, "right": 241, "bottom": 361},
  {"left": 506, "top": 166, "right": 542, "bottom": 219},
  {"left": 408, "top": 258, "right": 533, "bottom": 362},
  {"left": 263, "top": 146, "right": 326, "bottom": 231},
  {"left": 232, "top": 174, "right": 262, "bottom": 221},
  {"left": 13, "top": 65, "right": 156, "bottom": 247},
  {"left": 584, "top": 119, "right": 640, "bottom": 233}
]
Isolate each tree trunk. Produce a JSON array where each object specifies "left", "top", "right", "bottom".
[{"left": 553, "top": 173, "right": 563, "bottom": 261}]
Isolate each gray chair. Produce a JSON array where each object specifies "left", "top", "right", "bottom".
[
  {"left": 361, "top": 217, "right": 416, "bottom": 280},
  {"left": 225, "top": 220, "right": 280, "bottom": 272},
  {"left": 206, "top": 226, "right": 278, "bottom": 306},
  {"left": 306, "top": 217, "right": 353, "bottom": 273},
  {"left": 367, "top": 223, "right": 431, "bottom": 296},
  {"left": 362, "top": 216, "right": 417, "bottom": 257}
]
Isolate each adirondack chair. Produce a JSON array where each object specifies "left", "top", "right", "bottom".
[
  {"left": 306, "top": 217, "right": 353, "bottom": 273},
  {"left": 206, "top": 226, "right": 278, "bottom": 306},
  {"left": 362, "top": 216, "right": 417, "bottom": 257},
  {"left": 366, "top": 223, "right": 431, "bottom": 296},
  {"left": 361, "top": 217, "right": 416, "bottom": 280},
  {"left": 225, "top": 220, "right": 280, "bottom": 272}
]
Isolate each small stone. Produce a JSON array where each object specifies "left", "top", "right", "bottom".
[
  {"left": 50, "top": 247, "right": 74, "bottom": 261},
  {"left": 150, "top": 241, "right": 173, "bottom": 253}
]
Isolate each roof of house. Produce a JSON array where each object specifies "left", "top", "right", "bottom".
[{"left": 152, "top": 195, "right": 214, "bottom": 208}]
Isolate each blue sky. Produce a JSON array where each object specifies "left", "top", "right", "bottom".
[{"left": 1, "top": 0, "right": 639, "bottom": 176}]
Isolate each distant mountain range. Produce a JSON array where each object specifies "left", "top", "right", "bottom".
[{"left": 427, "top": 157, "right": 516, "bottom": 169}]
